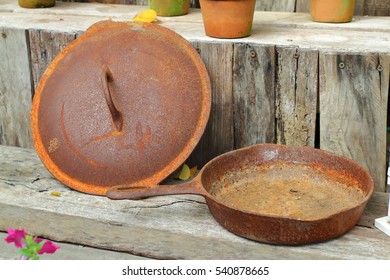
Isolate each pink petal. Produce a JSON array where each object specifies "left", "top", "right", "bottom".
[
  {"left": 38, "top": 240, "right": 60, "bottom": 255},
  {"left": 34, "top": 237, "right": 43, "bottom": 243},
  {"left": 5, "top": 229, "right": 26, "bottom": 248}
]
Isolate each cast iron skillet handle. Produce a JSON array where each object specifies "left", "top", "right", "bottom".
[
  {"left": 106, "top": 179, "right": 209, "bottom": 200},
  {"left": 101, "top": 64, "right": 123, "bottom": 132}
]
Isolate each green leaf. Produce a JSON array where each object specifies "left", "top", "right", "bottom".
[
  {"left": 18, "top": 235, "right": 43, "bottom": 260},
  {"left": 177, "top": 164, "right": 191, "bottom": 180},
  {"left": 19, "top": 248, "right": 32, "bottom": 258}
]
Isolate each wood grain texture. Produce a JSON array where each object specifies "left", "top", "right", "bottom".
[
  {"left": 319, "top": 52, "right": 390, "bottom": 192},
  {"left": 357, "top": 0, "right": 368, "bottom": 15},
  {"left": 359, "top": 191, "right": 389, "bottom": 227},
  {"left": 28, "top": 29, "right": 80, "bottom": 91},
  {"left": 232, "top": 43, "right": 276, "bottom": 148},
  {"left": 0, "top": 145, "right": 389, "bottom": 259},
  {"left": 355, "top": 0, "right": 366, "bottom": 15},
  {"left": 276, "top": 47, "right": 318, "bottom": 147},
  {"left": 0, "top": 28, "right": 33, "bottom": 148},
  {"left": 364, "top": 0, "right": 390, "bottom": 15},
  {"left": 255, "top": 0, "right": 296, "bottom": 12},
  {"left": 128, "top": 0, "right": 148, "bottom": 5},
  {"left": 295, "top": 0, "right": 380, "bottom": 15},
  {"left": 295, "top": 0, "right": 310, "bottom": 12},
  {"left": 187, "top": 41, "right": 234, "bottom": 167}
]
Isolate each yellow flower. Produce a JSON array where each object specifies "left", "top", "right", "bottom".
[{"left": 133, "top": 9, "right": 158, "bottom": 23}]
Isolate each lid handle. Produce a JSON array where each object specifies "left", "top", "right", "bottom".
[{"left": 101, "top": 64, "right": 123, "bottom": 132}]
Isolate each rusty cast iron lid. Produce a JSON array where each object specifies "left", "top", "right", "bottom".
[{"left": 31, "top": 20, "right": 211, "bottom": 195}]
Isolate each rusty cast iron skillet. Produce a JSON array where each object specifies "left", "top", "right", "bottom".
[
  {"left": 107, "top": 144, "right": 374, "bottom": 245},
  {"left": 31, "top": 21, "right": 211, "bottom": 195}
]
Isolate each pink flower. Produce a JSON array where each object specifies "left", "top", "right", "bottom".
[
  {"left": 5, "top": 228, "right": 60, "bottom": 259},
  {"left": 5, "top": 229, "right": 27, "bottom": 248},
  {"left": 35, "top": 239, "right": 60, "bottom": 255}
]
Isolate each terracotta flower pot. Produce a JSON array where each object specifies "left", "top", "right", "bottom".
[
  {"left": 310, "top": 0, "right": 355, "bottom": 23},
  {"left": 18, "top": 0, "right": 55, "bottom": 8},
  {"left": 199, "top": 0, "right": 256, "bottom": 39},
  {"left": 149, "top": 0, "right": 190, "bottom": 16}
]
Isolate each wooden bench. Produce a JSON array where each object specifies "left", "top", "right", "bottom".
[{"left": 0, "top": 144, "right": 389, "bottom": 259}]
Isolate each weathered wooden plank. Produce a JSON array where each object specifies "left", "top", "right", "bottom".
[
  {"left": 0, "top": 145, "right": 389, "bottom": 259},
  {"left": 359, "top": 191, "right": 389, "bottom": 227},
  {"left": 0, "top": 28, "right": 33, "bottom": 148},
  {"left": 28, "top": 29, "right": 80, "bottom": 91},
  {"left": 255, "top": 0, "right": 296, "bottom": 12},
  {"left": 0, "top": 231, "right": 148, "bottom": 260},
  {"left": 295, "top": 0, "right": 310, "bottom": 13},
  {"left": 0, "top": 0, "right": 389, "bottom": 191},
  {"left": 187, "top": 41, "right": 234, "bottom": 167},
  {"left": 296, "top": 0, "right": 368, "bottom": 15},
  {"left": 232, "top": 43, "right": 276, "bottom": 148},
  {"left": 58, "top": 0, "right": 200, "bottom": 8},
  {"left": 319, "top": 52, "right": 390, "bottom": 192},
  {"left": 364, "top": 0, "right": 390, "bottom": 15},
  {"left": 127, "top": 0, "right": 148, "bottom": 5},
  {"left": 2, "top": 1, "right": 390, "bottom": 43},
  {"left": 57, "top": 0, "right": 389, "bottom": 15},
  {"left": 355, "top": 0, "right": 366, "bottom": 15},
  {"left": 275, "top": 47, "right": 318, "bottom": 147}
]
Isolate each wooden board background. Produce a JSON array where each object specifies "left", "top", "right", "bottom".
[
  {"left": 233, "top": 43, "right": 276, "bottom": 149},
  {"left": 28, "top": 30, "right": 81, "bottom": 91},
  {"left": 188, "top": 41, "right": 235, "bottom": 167},
  {"left": 0, "top": 28, "right": 33, "bottom": 148},
  {"left": 275, "top": 47, "right": 318, "bottom": 147},
  {"left": 0, "top": 1, "right": 389, "bottom": 192},
  {"left": 59, "top": 0, "right": 390, "bottom": 15},
  {"left": 319, "top": 52, "right": 390, "bottom": 193},
  {"left": 0, "top": 1, "right": 389, "bottom": 260}
]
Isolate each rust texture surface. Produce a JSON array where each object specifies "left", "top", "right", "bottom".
[
  {"left": 201, "top": 144, "right": 374, "bottom": 244},
  {"left": 107, "top": 144, "right": 374, "bottom": 245},
  {"left": 31, "top": 20, "right": 211, "bottom": 195}
]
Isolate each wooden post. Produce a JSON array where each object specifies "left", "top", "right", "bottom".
[
  {"left": 232, "top": 43, "right": 276, "bottom": 148},
  {"left": 255, "top": 0, "right": 296, "bottom": 12},
  {"left": 364, "top": 0, "right": 390, "bottom": 16},
  {"left": 0, "top": 28, "right": 33, "bottom": 148},
  {"left": 295, "top": 0, "right": 310, "bottom": 12},
  {"left": 29, "top": 29, "right": 80, "bottom": 91},
  {"left": 188, "top": 41, "right": 235, "bottom": 167},
  {"left": 319, "top": 52, "right": 390, "bottom": 192},
  {"left": 275, "top": 47, "right": 318, "bottom": 147}
]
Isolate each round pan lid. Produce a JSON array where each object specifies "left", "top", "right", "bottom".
[{"left": 31, "top": 20, "right": 211, "bottom": 195}]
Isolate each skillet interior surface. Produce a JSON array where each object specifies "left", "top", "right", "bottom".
[{"left": 198, "top": 144, "right": 373, "bottom": 244}]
